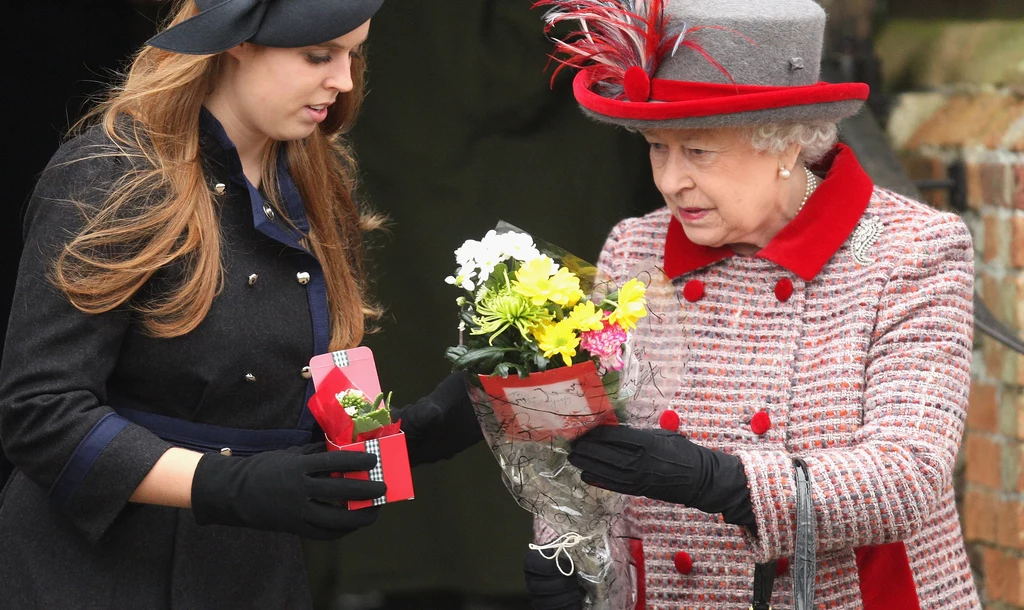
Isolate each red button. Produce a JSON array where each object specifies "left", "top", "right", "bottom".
[
  {"left": 659, "top": 409, "right": 680, "bottom": 432},
  {"left": 683, "top": 280, "right": 705, "bottom": 302},
  {"left": 673, "top": 551, "right": 693, "bottom": 575},
  {"left": 751, "top": 411, "right": 772, "bottom": 435},
  {"left": 775, "top": 557, "right": 790, "bottom": 576},
  {"left": 623, "top": 66, "right": 652, "bottom": 102},
  {"left": 774, "top": 278, "right": 794, "bottom": 302}
]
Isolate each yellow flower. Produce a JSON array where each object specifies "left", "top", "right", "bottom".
[
  {"left": 512, "top": 257, "right": 584, "bottom": 307},
  {"left": 532, "top": 319, "right": 580, "bottom": 367},
  {"left": 567, "top": 301, "right": 604, "bottom": 332},
  {"left": 609, "top": 279, "right": 648, "bottom": 331}
]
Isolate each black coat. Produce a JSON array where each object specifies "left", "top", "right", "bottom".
[{"left": 0, "top": 114, "right": 339, "bottom": 608}]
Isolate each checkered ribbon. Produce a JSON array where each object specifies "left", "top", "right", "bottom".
[
  {"left": 364, "top": 439, "right": 386, "bottom": 506},
  {"left": 332, "top": 350, "right": 350, "bottom": 368}
]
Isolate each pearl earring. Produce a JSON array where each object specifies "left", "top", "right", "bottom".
[{"left": 779, "top": 166, "right": 791, "bottom": 179}]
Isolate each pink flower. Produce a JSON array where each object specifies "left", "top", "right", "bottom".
[{"left": 580, "top": 316, "right": 628, "bottom": 372}]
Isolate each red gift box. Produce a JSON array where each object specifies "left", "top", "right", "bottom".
[
  {"left": 326, "top": 432, "right": 414, "bottom": 510},
  {"left": 477, "top": 360, "right": 618, "bottom": 443},
  {"left": 307, "top": 349, "right": 415, "bottom": 510}
]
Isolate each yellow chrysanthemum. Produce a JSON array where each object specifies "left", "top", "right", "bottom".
[
  {"left": 567, "top": 301, "right": 605, "bottom": 332},
  {"left": 609, "top": 279, "right": 648, "bottom": 331},
  {"left": 532, "top": 319, "right": 580, "bottom": 367},
  {"left": 512, "top": 257, "right": 584, "bottom": 307}
]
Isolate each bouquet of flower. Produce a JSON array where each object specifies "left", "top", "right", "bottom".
[{"left": 445, "top": 223, "right": 678, "bottom": 609}]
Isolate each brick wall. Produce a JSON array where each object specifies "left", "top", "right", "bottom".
[{"left": 892, "top": 89, "right": 1024, "bottom": 608}]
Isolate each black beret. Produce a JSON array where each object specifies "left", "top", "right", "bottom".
[{"left": 147, "top": 0, "right": 384, "bottom": 55}]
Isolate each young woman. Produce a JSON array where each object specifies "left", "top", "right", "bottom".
[{"left": 0, "top": 1, "right": 480, "bottom": 606}]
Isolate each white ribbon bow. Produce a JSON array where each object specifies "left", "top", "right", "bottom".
[{"left": 528, "top": 532, "right": 592, "bottom": 577}]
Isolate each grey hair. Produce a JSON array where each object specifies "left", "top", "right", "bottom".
[{"left": 748, "top": 122, "right": 839, "bottom": 165}]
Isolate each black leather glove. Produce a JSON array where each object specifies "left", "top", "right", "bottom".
[
  {"left": 393, "top": 372, "right": 483, "bottom": 466},
  {"left": 568, "top": 426, "right": 756, "bottom": 529},
  {"left": 524, "top": 548, "right": 585, "bottom": 610},
  {"left": 191, "top": 442, "right": 386, "bottom": 540}
]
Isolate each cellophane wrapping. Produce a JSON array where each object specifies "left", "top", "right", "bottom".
[{"left": 467, "top": 257, "right": 687, "bottom": 609}]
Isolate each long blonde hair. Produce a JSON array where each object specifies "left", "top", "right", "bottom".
[{"left": 56, "top": 0, "right": 380, "bottom": 350}]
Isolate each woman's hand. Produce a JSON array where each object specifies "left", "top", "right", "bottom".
[
  {"left": 190, "top": 442, "right": 385, "bottom": 540},
  {"left": 394, "top": 372, "right": 483, "bottom": 466},
  {"left": 568, "top": 426, "right": 756, "bottom": 528},
  {"left": 523, "top": 548, "right": 585, "bottom": 610}
]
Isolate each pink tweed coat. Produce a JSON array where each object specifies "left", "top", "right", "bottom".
[{"left": 538, "top": 146, "right": 981, "bottom": 609}]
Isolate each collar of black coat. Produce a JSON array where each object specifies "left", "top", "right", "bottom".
[
  {"left": 197, "top": 106, "right": 312, "bottom": 238},
  {"left": 663, "top": 144, "right": 874, "bottom": 282}
]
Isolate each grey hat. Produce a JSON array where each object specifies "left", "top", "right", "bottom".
[
  {"left": 147, "top": 0, "right": 384, "bottom": 55},
  {"left": 538, "top": 0, "right": 868, "bottom": 128}
]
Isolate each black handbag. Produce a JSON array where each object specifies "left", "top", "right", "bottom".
[{"left": 750, "top": 460, "right": 815, "bottom": 610}]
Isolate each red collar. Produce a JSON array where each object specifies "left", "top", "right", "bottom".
[{"left": 663, "top": 144, "right": 874, "bottom": 281}]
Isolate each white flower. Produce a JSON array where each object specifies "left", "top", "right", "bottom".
[
  {"left": 454, "top": 239, "right": 484, "bottom": 268},
  {"left": 500, "top": 232, "right": 540, "bottom": 262},
  {"left": 475, "top": 252, "right": 503, "bottom": 280},
  {"left": 450, "top": 231, "right": 539, "bottom": 289},
  {"left": 337, "top": 388, "right": 367, "bottom": 401}
]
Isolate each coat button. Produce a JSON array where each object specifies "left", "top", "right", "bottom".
[
  {"left": 751, "top": 410, "right": 772, "bottom": 435},
  {"left": 296, "top": 272, "right": 311, "bottom": 285},
  {"left": 673, "top": 551, "right": 693, "bottom": 575},
  {"left": 245, "top": 373, "right": 256, "bottom": 382},
  {"left": 213, "top": 183, "right": 226, "bottom": 195},
  {"left": 301, "top": 366, "right": 312, "bottom": 380},
  {"left": 682, "top": 279, "right": 705, "bottom": 303},
  {"left": 219, "top": 447, "right": 232, "bottom": 456},
  {"left": 658, "top": 409, "right": 680, "bottom": 432},
  {"left": 775, "top": 557, "right": 790, "bottom": 576},
  {"left": 248, "top": 273, "right": 258, "bottom": 286},
  {"left": 774, "top": 278, "right": 794, "bottom": 302},
  {"left": 263, "top": 204, "right": 276, "bottom": 220}
]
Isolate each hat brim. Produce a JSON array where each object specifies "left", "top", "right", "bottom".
[
  {"left": 147, "top": 0, "right": 265, "bottom": 55},
  {"left": 147, "top": 0, "right": 384, "bottom": 55},
  {"left": 573, "top": 70, "right": 870, "bottom": 129}
]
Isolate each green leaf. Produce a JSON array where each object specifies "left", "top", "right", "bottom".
[
  {"left": 494, "top": 362, "right": 528, "bottom": 379},
  {"left": 452, "top": 346, "right": 517, "bottom": 372},
  {"left": 352, "top": 408, "right": 392, "bottom": 436},
  {"left": 459, "top": 309, "right": 477, "bottom": 328},
  {"left": 484, "top": 262, "right": 510, "bottom": 293},
  {"left": 371, "top": 391, "right": 393, "bottom": 410},
  {"left": 445, "top": 345, "right": 469, "bottom": 364}
]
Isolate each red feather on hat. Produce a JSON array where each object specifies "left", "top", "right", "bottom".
[{"left": 534, "top": 0, "right": 749, "bottom": 100}]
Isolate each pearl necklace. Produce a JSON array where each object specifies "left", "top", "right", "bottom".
[{"left": 796, "top": 166, "right": 818, "bottom": 215}]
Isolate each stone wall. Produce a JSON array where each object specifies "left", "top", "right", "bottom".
[{"left": 891, "top": 89, "right": 1024, "bottom": 608}]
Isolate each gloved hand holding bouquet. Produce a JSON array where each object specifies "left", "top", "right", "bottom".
[{"left": 446, "top": 223, "right": 684, "bottom": 609}]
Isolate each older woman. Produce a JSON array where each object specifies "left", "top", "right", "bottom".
[{"left": 523, "top": 0, "right": 980, "bottom": 609}]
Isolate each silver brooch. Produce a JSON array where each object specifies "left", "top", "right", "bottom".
[{"left": 849, "top": 216, "right": 883, "bottom": 265}]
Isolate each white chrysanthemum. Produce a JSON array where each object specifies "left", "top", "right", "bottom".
[
  {"left": 455, "top": 239, "right": 485, "bottom": 268},
  {"left": 498, "top": 231, "right": 540, "bottom": 262}
]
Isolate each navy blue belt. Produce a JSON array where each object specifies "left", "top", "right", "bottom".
[{"left": 115, "top": 407, "right": 312, "bottom": 456}]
